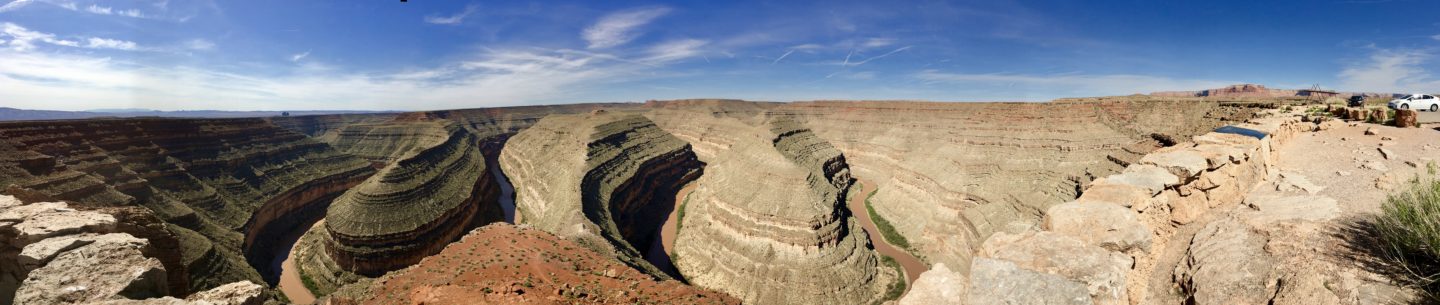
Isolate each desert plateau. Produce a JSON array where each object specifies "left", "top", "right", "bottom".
[{"left": 5, "top": 1, "right": 1440, "bottom": 304}]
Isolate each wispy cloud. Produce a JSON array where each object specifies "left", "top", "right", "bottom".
[
  {"left": 0, "top": 41, "right": 697, "bottom": 111},
  {"left": 643, "top": 39, "right": 707, "bottom": 63},
  {"left": 183, "top": 39, "right": 214, "bottom": 51},
  {"left": 424, "top": 4, "right": 477, "bottom": 25},
  {"left": 0, "top": 0, "right": 35, "bottom": 13},
  {"left": 290, "top": 51, "right": 310, "bottom": 62},
  {"left": 914, "top": 70, "right": 1235, "bottom": 97},
  {"left": 583, "top": 6, "right": 670, "bottom": 49},
  {"left": 2, "top": 22, "right": 76, "bottom": 51},
  {"left": 861, "top": 37, "right": 895, "bottom": 48},
  {"left": 2, "top": 23, "right": 149, "bottom": 51},
  {"left": 84, "top": 4, "right": 145, "bottom": 18},
  {"left": 1337, "top": 48, "right": 1438, "bottom": 93},
  {"left": 85, "top": 37, "right": 137, "bottom": 50}
]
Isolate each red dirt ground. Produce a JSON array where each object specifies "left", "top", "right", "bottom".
[{"left": 343, "top": 223, "right": 739, "bottom": 305}]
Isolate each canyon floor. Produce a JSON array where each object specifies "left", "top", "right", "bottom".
[{"left": 1, "top": 98, "right": 1435, "bottom": 305}]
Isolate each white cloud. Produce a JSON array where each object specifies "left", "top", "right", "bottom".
[
  {"left": 84, "top": 4, "right": 108, "bottom": 14},
  {"left": 290, "top": 51, "right": 310, "bottom": 62},
  {"left": 0, "top": 0, "right": 35, "bottom": 13},
  {"left": 85, "top": 37, "right": 137, "bottom": 50},
  {"left": 82, "top": 4, "right": 146, "bottom": 18},
  {"left": 643, "top": 39, "right": 706, "bottom": 63},
  {"left": 913, "top": 70, "right": 1235, "bottom": 97},
  {"left": 0, "top": 42, "right": 687, "bottom": 111},
  {"left": 184, "top": 39, "right": 214, "bottom": 51},
  {"left": 1337, "top": 48, "right": 1438, "bottom": 93},
  {"left": 424, "top": 4, "right": 477, "bottom": 25},
  {"left": 862, "top": 38, "right": 895, "bottom": 48},
  {"left": 2, "top": 22, "right": 70, "bottom": 51},
  {"left": 1431, "top": 34, "right": 1440, "bottom": 41},
  {"left": 583, "top": 7, "right": 670, "bottom": 49},
  {"left": 2, "top": 23, "right": 142, "bottom": 51}
]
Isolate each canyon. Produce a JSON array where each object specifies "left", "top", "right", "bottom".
[{"left": 5, "top": 96, "right": 1425, "bottom": 304}]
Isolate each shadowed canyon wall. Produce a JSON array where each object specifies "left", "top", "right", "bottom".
[
  {"left": 646, "top": 106, "right": 901, "bottom": 305},
  {"left": 0, "top": 118, "right": 375, "bottom": 294},
  {"left": 500, "top": 112, "right": 703, "bottom": 279}
]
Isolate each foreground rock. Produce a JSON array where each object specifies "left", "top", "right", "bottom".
[
  {"left": 649, "top": 109, "right": 900, "bottom": 305},
  {"left": 897, "top": 263, "right": 967, "bottom": 305},
  {"left": 1, "top": 195, "right": 264, "bottom": 305},
  {"left": 326, "top": 223, "right": 738, "bottom": 305},
  {"left": 500, "top": 112, "right": 703, "bottom": 278}
]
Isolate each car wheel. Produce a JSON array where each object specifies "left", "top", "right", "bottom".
[
  {"left": 1401, "top": 104, "right": 1410, "bottom": 110},
  {"left": 1432, "top": 104, "right": 1439, "bottom": 112}
]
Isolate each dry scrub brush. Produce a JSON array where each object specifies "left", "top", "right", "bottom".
[{"left": 1375, "top": 167, "right": 1440, "bottom": 296}]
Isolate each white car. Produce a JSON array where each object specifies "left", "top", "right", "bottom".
[{"left": 1389, "top": 94, "right": 1440, "bottom": 112}]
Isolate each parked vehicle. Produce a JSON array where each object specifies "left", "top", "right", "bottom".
[
  {"left": 1347, "top": 96, "right": 1365, "bottom": 107},
  {"left": 1388, "top": 94, "right": 1440, "bottom": 112}
]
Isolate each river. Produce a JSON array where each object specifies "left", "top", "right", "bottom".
[
  {"left": 644, "top": 182, "right": 694, "bottom": 279},
  {"left": 277, "top": 220, "right": 321, "bottom": 305},
  {"left": 847, "top": 179, "right": 926, "bottom": 288}
]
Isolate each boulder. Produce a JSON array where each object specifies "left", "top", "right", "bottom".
[
  {"left": 1347, "top": 109, "right": 1367, "bottom": 122},
  {"left": 80, "top": 281, "right": 266, "bottom": 305},
  {"left": 1102, "top": 164, "right": 1180, "bottom": 196},
  {"left": 1395, "top": 109, "right": 1418, "bottom": 128},
  {"left": 17, "top": 233, "right": 144, "bottom": 272},
  {"left": 12, "top": 235, "right": 168, "bottom": 304},
  {"left": 1138, "top": 148, "right": 1209, "bottom": 180},
  {"left": 1173, "top": 218, "right": 1276, "bottom": 305},
  {"left": 980, "top": 231, "right": 1131, "bottom": 304},
  {"left": 897, "top": 263, "right": 967, "bottom": 305},
  {"left": 967, "top": 258, "right": 1093, "bottom": 305},
  {"left": 1044, "top": 201, "right": 1151, "bottom": 252},
  {"left": 1364, "top": 127, "right": 1378, "bottom": 136},
  {"left": 1370, "top": 108, "right": 1389, "bottom": 123},
  {"left": 1077, "top": 183, "right": 1152, "bottom": 209},
  {"left": 1378, "top": 147, "right": 1394, "bottom": 160}
]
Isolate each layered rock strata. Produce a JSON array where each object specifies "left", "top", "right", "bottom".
[
  {"left": 321, "top": 120, "right": 502, "bottom": 276},
  {"left": 500, "top": 112, "right": 702, "bottom": 278},
  {"left": 647, "top": 108, "right": 899, "bottom": 305},
  {"left": 0, "top": 195, "right": 266, "bottom": 305},
  {"left": 0, "top": 118, "right": 374, "bottom": 293},
  {"left": 766, "top": 99, "right": 1256, "bottom": 272}
]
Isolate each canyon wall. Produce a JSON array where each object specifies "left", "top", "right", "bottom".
[
  {"left": 647, "top": 107, "right": 900, "bottom": 305},
  {"left": 319, "top": 120, "right": 502, "bottom": 276},
  {"left": 766, "top": 100, "right": 1256, "bottom": 272},
  {"left": 0, "top": 118, "right": 374, "bottom": 293},
  {"left": 500, "top": 112, "right": 703, "bottom": 278}
]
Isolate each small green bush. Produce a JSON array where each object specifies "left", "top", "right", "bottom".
[
  {"left": 1376, "top": 178, "right": 1440, "bottom": 288},
  {"left": 865, "top": 188, "right": 913, "bottom": 251},
  {"left": 874, "top": 255, "right": 908, "bottom": 305}
]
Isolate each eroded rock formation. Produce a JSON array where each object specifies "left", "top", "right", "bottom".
[
  {"left": 648, "top": 108, "right": 899, "bottom": 305},
  {"left": 320, "top": 120, "right": 502, "bottom": 276},
  {"left": 0, "top": 118, "right": 374, "bottom": 293},
  {"left": 501, "top": 112, "right": 703, "bottom": 278}
]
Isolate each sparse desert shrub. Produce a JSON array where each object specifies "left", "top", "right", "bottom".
[
  {"left": 873, "top": 255, "right": 907, "bottom": 305},
  {"left": 864, "top": 188, "right": 913, "bottom": 252},
  {"left": 1375, "top": 177, "right": 1440, "bottom": 291}
]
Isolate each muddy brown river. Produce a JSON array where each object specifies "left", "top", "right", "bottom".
[{"left": 847, "top": 179, "right": 925, "bottom": 288}]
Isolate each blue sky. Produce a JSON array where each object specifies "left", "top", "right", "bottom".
[{"left": 1, "top": 0, "right": 1438, "bottom": 111}]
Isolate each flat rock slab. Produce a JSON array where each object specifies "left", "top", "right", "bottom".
[
  {"left": 1104, "top": 164, "right": 1180, "bottom": 196},
  {"left": 1044, "top": 201, "right": 1151, "bottom": 252},
  {"left": 13, "top": 235, "right": 167, "bottom": 305},
  {"left": 968, "top": 258, "right": 1093, "bottom": 305},
  {"left": 1243, "top": 194, "right": 1340, "bottom": 226},
  {"left": 1173, "top": 217, "right": 1275, "bottom": 305},
  {"left": 980, "top": 231, "right": 1130, "bottom": 304},
  {"left": 19, "top": 233, "right": 145, "bottom": 272}
]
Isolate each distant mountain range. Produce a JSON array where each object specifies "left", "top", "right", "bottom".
[
  {"left": 1151, "top": 84, "right": 1401, "bottom": 99},
  {"left": 0, "top": 108, "right": 394, "bottom": 122}
]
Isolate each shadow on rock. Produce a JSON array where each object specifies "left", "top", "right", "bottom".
[{"left": 1330, "top": 216, "right": 1440, "bottom": 304}]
